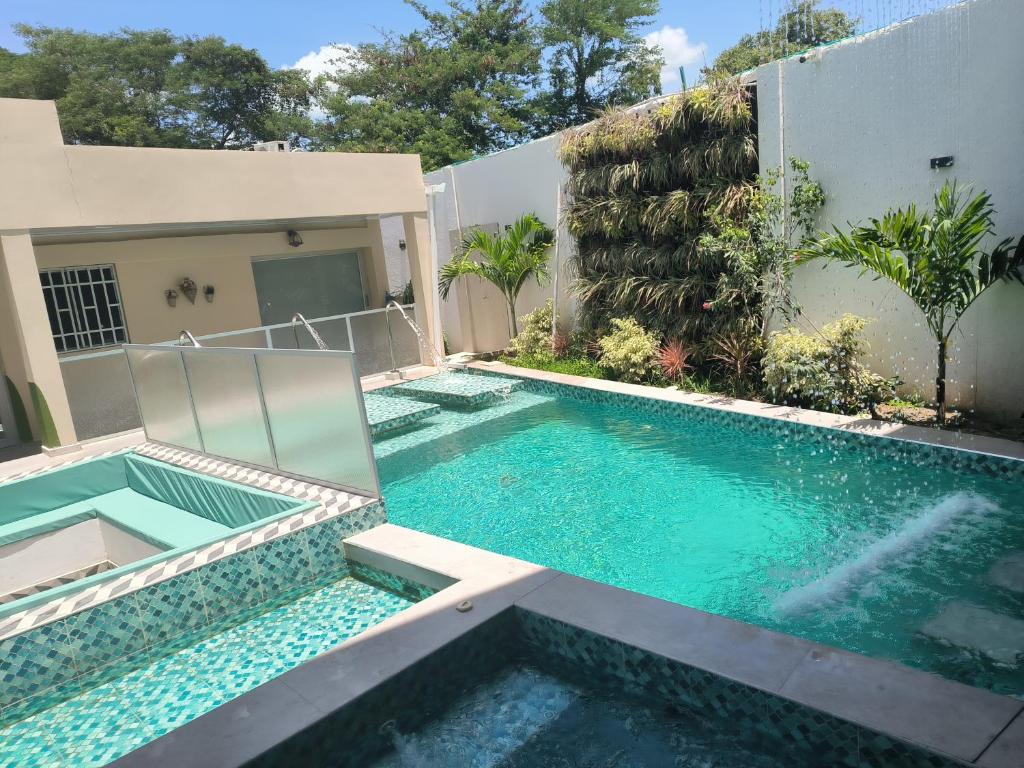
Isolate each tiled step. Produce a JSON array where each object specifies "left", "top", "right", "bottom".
[
  {"left": 363, "top": 393, "right": 441, "bottom": 437},
  {"left": 919, "top": 602, "right": 1024, "bottom": 665},
  {"left": 988, "top": 552, "right": 1024, "bottom": 594},
  {"left": 385, "top": 372, "right": 522, "bottom": 407}
]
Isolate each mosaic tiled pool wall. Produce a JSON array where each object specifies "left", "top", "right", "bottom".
[
  {"left": 469, "top": 368, "right": 1024, "bottom": 481},
  {"left": 248, "top": 611, "right": 522, "bottom": 768},
  {"left": 515, "top": 609, "right": 965, "bottom": 768},
  {"left": 248, "top": 608, "right": 965, "bottom": 768},
  {"left": 0, "top": 503, "right": 387, "bottom": 730}
]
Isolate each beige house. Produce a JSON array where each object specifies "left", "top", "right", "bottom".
[{"left": 0, "top": 98, "right": 440, "bottom": 450}]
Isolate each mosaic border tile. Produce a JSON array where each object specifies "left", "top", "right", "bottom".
[
  {"left": 383, "top": 372, "right": 523, "bottom": 407},
  {"left": 469, "top": 368, "right": 1024, "bottom": 481},
  {"left": 363, "top": 393, "right": 441, "bottom": 437}
]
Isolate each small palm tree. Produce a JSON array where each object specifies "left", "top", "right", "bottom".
[
  {"left": 799, "top": 181, "right": 1023, "bottom": 422},
  {"left": 439, "top": 214, "right": 554, "bottom": 338}
]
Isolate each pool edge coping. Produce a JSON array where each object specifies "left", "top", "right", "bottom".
[
  {"left": 110, "top": 524, "right": 1024, "bottom": 768},
  {"left": 468, "top": 361, "right": 1024, "bottom": 463}
]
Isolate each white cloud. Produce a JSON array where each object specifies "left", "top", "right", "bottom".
[
  {"left": 644, "top": 26, "right": 708, "bottom": 94},
  {"left": 287, "top": 43, "right": 356, "bottom": 79}
]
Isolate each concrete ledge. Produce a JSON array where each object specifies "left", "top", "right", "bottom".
[
  {"left": 516, "top": 571, "right": 1022, "bottom": 765},
  {"left": 470, "top": 361, "right": 1024, "bottom": 462}
]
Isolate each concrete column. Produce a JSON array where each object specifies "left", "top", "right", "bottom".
[
  {"left": 0, "top": 232, "right": 77, "bottom": 447},
  {"left": 363, "top": 218, "right": 392, "bottom": 309},
  {"left": 402, "top": 211, "right": 441, "bottom": 366}
]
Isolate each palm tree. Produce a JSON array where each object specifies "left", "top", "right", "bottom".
[
  {"left": 799, "top": 181, "right": 1023, "bottom": 423},
  {"left": 439, "top": 214, "right": 554, "bottom": 338}
]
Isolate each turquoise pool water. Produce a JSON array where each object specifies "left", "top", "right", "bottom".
[
  {"left": 378, "top": 388, "right": 1024, "bottom": 696},
  {"left": 0, "top": 566, "right": 418, "bottom": 767}
]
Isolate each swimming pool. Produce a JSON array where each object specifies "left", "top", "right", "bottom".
[{"left": 377, "top": 377, "right": 1024, "bottom": 696}]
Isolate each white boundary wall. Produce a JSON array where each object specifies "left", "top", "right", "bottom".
[
  {"left": 405, "top": 0, "right": 1022, "bottom": 418},
  {"left": 758, "top": 0, "right": 1024, "bottom": 419},
  {"left": 424, "top": 135, "right": 575, "bottom": 353}
]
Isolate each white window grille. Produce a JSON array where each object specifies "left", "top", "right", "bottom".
[{"left": 40, "top": 265, "right": 128, "bottom": 352}]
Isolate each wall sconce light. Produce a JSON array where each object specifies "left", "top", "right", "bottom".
[
  {"left": 930, "top": 155, "right": 954, "bottom": 169},
  {"left": 203, "top": 285, "right": 215, "bottom": 303},
  {"left": 165, "top": 289, "right": 178, "bottom": 308},
  {"left": 287, "top": 230, "right": 304, "bottom": 248},
  {"left": 178, "top": 277, "right": 198, "bottom": 304},
  {"left": 398, "top": 239, "right": 407, "bottom": 251}
]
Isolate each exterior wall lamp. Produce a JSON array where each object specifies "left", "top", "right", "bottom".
[
  {"left": 287, "top": 230, "right": 304, "bottom": 248},
  {"left": 165, "top": 289, "right": 178, "bottom": 307},
  {"left": 203, "top": 285, "right": 215, "bottom": 303}
]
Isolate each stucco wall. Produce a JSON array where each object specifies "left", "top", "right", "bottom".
[
  {"left": 34, "top": 226, "right": 386, "bottom": 345},
  {"left": 424, "top": 134, "right": 574, "bottom": 352},
  {"left": 757, "top": 0, "right": 1024, "bottom": 419}
]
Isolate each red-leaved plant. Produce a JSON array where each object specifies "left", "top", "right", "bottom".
[
  {"left": 551, "top": 332, "right": 571, "bottom": 360},
  {"left": 658, "top": 339, "right": 693, "bottom": 382}
]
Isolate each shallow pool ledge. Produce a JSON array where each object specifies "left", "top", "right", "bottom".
[{"left": 469, "top": 361, "right": 1024, "bottom": 462}]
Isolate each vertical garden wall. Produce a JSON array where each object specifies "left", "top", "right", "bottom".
[{"left": 560, "top": 81, "right": 758, "bottom": 361}]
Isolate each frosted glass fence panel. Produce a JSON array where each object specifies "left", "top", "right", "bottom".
[
  {"left": 267, "top": 317, "right": 352, "bottom": 351},
  {"left": 200, "top": 331, "right": 268, "bottom": 349},
  {"left": 350, "top": 306, "right": 420, "bottom": 375},
  {"left": 124, "top": 348, "right": 201, "bottom": 450},
  {"left": 257, "top": 352, "right": 378, "bottom": 495},
  {"left": 62, "top": 353, "right": 141, "bottom": 440},
  {"left": 124, "top": 345, "right": 379, "bottom": 497},
  {"left": 183, "top": 350, "right": 274, "bottom": 467}
]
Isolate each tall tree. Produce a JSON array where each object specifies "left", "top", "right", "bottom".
[
  {"left": 0, "top": 26, "right": 185, "bottom": 146},
  {"left": 535, "top": 0, "right": 662, "bottom": 132},
  {"left": 317, "top": 0, "right": 542, "bottom": 170},
  {"left": 175, "top": 36, "right": 313, "bottom": 148},
  {"left": 708, "top": 0, "right": 856, "bottom": 77},
  {"left": 0, "top": 26, "right": 314, "bottom": 148}
]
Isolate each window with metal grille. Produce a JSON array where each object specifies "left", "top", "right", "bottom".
[{"left": 39, "top": 265, "right": 128, "bottom": 352}]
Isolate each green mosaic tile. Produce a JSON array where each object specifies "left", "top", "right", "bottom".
[
  {"left": 0, "top": 710, "right": 70, "bottom": 767},
  {"left": 65, "top": 596, "right": 148, "bottom": 674},
  {"left": 0, "top": 618, "right": 76, "bottom": 709},
  {"left": 134, "top": 569, "right": 209, "bottom": 648},
  {"left": 199, "top": 549, "right": 265, "bottom": 619}
]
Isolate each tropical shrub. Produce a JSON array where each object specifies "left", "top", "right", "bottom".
[
  {"left": 504, "top": 353, "right": 607, "bottom": 380},
  {"left": 762, "top": 315, "right": 896, "bottom": 414},
  {"left": 507, "top": 301, "right": 554, "bottom": 358},
  {"left": 799, "top": 181, "right": 1024, "bottom": 421},
  {"left": 597, "top": 317, "right": 659, "bottom": 383},
  {"left": 439, "top": 214, "right": 554, "bottom": 338},
  {"left": 658, "top": 339, "right": 694, "bottom": 383}
]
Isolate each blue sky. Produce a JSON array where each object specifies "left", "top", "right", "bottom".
[
  {"left": 0, "top": 1, "right": 955, "bottom": 93},
  {"left": 0, "top": 0, "right": 764, "bottom": 92}
]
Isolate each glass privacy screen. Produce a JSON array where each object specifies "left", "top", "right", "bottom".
[{"left": 124, "top": 345, "right": 379, "bottom": 498}]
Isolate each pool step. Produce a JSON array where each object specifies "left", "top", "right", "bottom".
[
  {"left": 385, "top": 372, "right": 522, "bottom": 407},
  {"left": 988, "top": 551, "right": 1024, "bottom": 594},
  {"left": 363, "top": 393, "right": 441, "bottom": 437},
  {"left": 920, "top": 602, "right": 1024, "bottom": 665}
]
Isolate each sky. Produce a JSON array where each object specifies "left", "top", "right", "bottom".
[{"left": 0, "top": 0, "right": 766, "bottom": 93}]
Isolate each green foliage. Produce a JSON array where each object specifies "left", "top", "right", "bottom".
[
  {"left": 439, "top": 214, "right": 554, "bottom": 337},
  {"left": 708, "top": 0, "right": 857, "bottom": 77},
  {"left": 502, "top": 353, "right": 607, "bottom": 379},
  {"left": 596, "top": 317, "right": 660, "bottom": 383},
  {"left": 562, "top": 80, "right": 761, "bottom": 365},
  {"left": 702, "top": 156, "right": 824, "bottom": 338},
  {"left": 318, "top": 0, "right": 542, "bottom": 170},
  {"left": 507, "top": 301, "right": 555, "bottom": 358},
  {"left": 0, "top": 26, "right": 313, "bottom": 148},
  {"left": 799, "top": 181, "right": 1024, "bottom": 418},
  {"left": 534, "top": 0, "right": 662, "bottom": 132},
  {"left": 763, "top": 315, "right": 896, "bottom": 414}
]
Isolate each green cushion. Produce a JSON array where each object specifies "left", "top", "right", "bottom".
[
  {"left": 92, "top": 489, "right": 233, "bottom": 549},
  {"left": 0, "top": 501, "right": 98, "bottom": 549},
  {"left": 0, "top": 455, "right": 127, "bottom": 527}
]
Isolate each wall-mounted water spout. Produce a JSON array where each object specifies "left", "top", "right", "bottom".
[
  {"left": 385, "top": 300, "right": 450, "bottom": 375},
  {"left": 177, "top": 330, "right": 201, "bottom": 347},
  {"left": 291, "top": 313, "right": 329, "bottom": 351}
]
